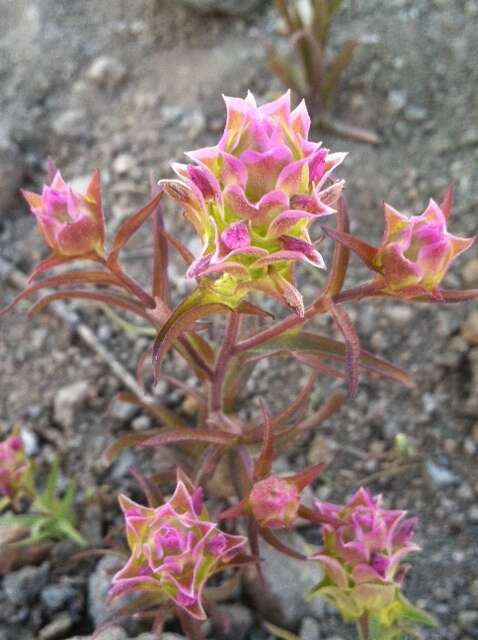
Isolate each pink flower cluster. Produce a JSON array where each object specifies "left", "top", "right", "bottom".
[
  {"left": 22, "top": 169, "right": 104, "bottom": 258},
  {"left": 109, "top": 472, "right": 246, "bottom": 619},
  {"left": 311, "top": 488, "right": 418, "bottom": 624},
  {"left": 163, "top": 90, "right": 345, "bottom": 313},
  {"left": 0, "top": 432, "right": 30, "bottom": 502},
  {"left": 374, "top": 198, "right": 474, "bottom": 296}
]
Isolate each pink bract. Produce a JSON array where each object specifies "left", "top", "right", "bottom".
[{"left": 109, "top": 471, "right": 247, "bottom": 620}]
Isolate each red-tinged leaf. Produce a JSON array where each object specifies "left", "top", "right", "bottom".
[
  {"left": 183, "top": 332, "right": 215, "bottom": 367},
  {"left": 149, "top": 174, "right": 170, "bottom": 303},
  {"left": 322, "top": 226, "right": 378, "bottom": 269},
  {"left": 85, "top": 169, "right": 105, "bottom": 245},
  {"left": 218, "top": 501, "right": 247, "bottom": 522},
  {"left": 322, "top": 196, "right": 350, "bottom": 297},
  {"left": 140, "top": 429, "right": 238, "bottom": 449},
  {"left": 27, "top": 253, "right": 99, "bottom": 283},
  {"left": 321, "top": 39, "right": 360, "bottom": 107},
  {"left": 204, "top": 571, "right": 242, "bottom": 602},
  {"left": 114, "top": 391, "right": 188, "bottom": 430},
  {"left": 108, "top": 192, "right": 163, "bottom": 264},
  {"left": 176, "top": 334, "right": 214, "bottom": 380},
  {"left": 222, "top": 354, "right": 257, "bottom": 413},
  {"left": 318, "top": 116, "right": 381, "bottom": 145},
  {"left": 27, "top": 290, "right": 156, "bottom": 324},
  {"left": 106, "top": 260, "right": 155, "bottom": 308},
  {"left": 194, "top": 444, "right": 226, "bottom": 485},
  {"left": 329, "top": 301, "right": 360, "bottom": 398},
  {"left": 152, "top": 291, "right": 232, "bottom": 381},
  {"left": 0, "top": 271, "right": 121, "bottom": 320},
  {"left": 294, "top": 353, "right": 345, "bottom": 380},
  {"left": 259, "top": 527, "right": 307, "bottom": 561},
  {"left": 266, "top": 44, "right": 305, "bottom": 96},
  {"left": 298, "top": 504, "right": 337, "bottom": 526},
  {"left": 418, "top": 288, "right": 478, "bottom": 304},
  {"left": 245, "top": 331, "right": 414, "bottom": 389},
  {"left": 295, "top": 391, "right": 347, "bottom": 433},
  {"left": 255, "top": 400, "right": 274, "bottom": 478},
  {"left": 237, "top": 300, "right": 274, "bottom": 318},
  {"left": 95, "top": 594, "right": 161, "bottom": 637},
  {"left": 104, "top": 430, "right": 165, "bottom": 464},
  {"left": 129, "top": 468, "right": 164, "bottom": 508},
  {"left": 158, "top": 225, "right": 194, "bottom": 265},
  {"left": 248, "top": 517, "right": 264, "bottom": 584},
  {"left": 287, "top": 463, "right": 325, "bottom": 492},
  {"left": 439, "top": 184, "right": 454, "bottom": 221}
]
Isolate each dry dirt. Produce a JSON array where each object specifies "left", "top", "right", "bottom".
[{"left": 1, "top": 1, "right": 478, "bottom": 639}]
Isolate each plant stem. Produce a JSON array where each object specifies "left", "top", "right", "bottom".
[
  {"left": 209, "top": 312, "right": 241, "bottom": 414},
  {"left": 356, "top": 614, "right": 370, "bottom": 640}
]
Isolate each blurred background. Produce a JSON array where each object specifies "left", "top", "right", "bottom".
[{"left": 0, "top": 1, "right": 477, "bottom": 639}]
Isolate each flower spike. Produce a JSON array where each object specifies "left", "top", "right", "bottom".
[
  {"left": 308, "top": 488, "right": 434, "bottom": 632},
  {"left": 162, "top": 91, "right": 346, "bottom": 314}
]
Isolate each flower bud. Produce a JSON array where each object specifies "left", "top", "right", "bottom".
[
  {"left": 249, "top": 475, "right": 300, "bottom": 528},
  {"left": 0, "top": 432, "right": 31, "bottom": 503},
  {"left": 109, "top": 471, "right": 246, "bottom": 620},
  {"left": 22, "top": 169, "right": 104, "bottom": 257}
]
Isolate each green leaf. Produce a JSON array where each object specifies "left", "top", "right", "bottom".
[
  {"left": 45, "top": 456, "right": 60, "bottom": 505},
  {"left": 396, "top": 594, "right": 437, "bottom": 627},
  {"left": 54, "top": 518, "right": 87, "bottom": 547},
  {"left": 264, "top": 621, "right": 301, "bottom": 640}
]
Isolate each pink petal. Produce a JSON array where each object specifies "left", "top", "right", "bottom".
[
  {"left": 267, "top": 209, "right": 314, "bottom": 239},
  {"left": 221, "top": 221, "right": 250, "bottom": 251},
  {"left": 280, "top": 236, "right": 326, "bottom": 268}
]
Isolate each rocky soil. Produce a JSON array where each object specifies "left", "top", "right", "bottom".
[{"left": 1, "top": 1, "right": 478, "bottom": 639}]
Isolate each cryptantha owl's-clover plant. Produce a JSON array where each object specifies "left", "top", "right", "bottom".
[{"left": 1, "top": 91, "right": 476, "bottom": 640}]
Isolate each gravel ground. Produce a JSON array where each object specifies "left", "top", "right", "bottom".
[{"left": 0, "top": 1, "right": 477, "bottom": 639}]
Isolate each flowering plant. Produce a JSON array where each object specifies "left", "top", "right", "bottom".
[
  {"left": 1, "top": 90, "right": 476, "bottom": 639},
  {"left": 0, "top": 431, "right": 85, "bottom": 547}
]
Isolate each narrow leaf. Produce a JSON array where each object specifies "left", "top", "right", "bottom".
[
  {"left": 322, "top": 226, "right": 378, "bottom": 268},
  {"left": 109, "top": 192, "right": 163, "bottom": 264},
  {"left": 255, "top": 400, "right": 274, "bottom": 478},
  {"left": 104, "top": 429, "right": 165, "bottom": 463},
  {"left": 152, "top": 290, "right": 231, "bottom": 381},
  {"left": 141, "top": 429, "right": 237, "bottom": 449},
  {"left": 321, "top": 39, "right": 360, "bottom": 107},
  {"left": 27, "top": 290, "right": 156, "bottom": 324},
  {"left": 0, "top": 271, "right": 121, "bottom": 319},
  {"left": 259, "top": 528, "right": 307, "bottom": 560},
  {"left": 329, "top": 301, "right": 360, "bottom": 398}
]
